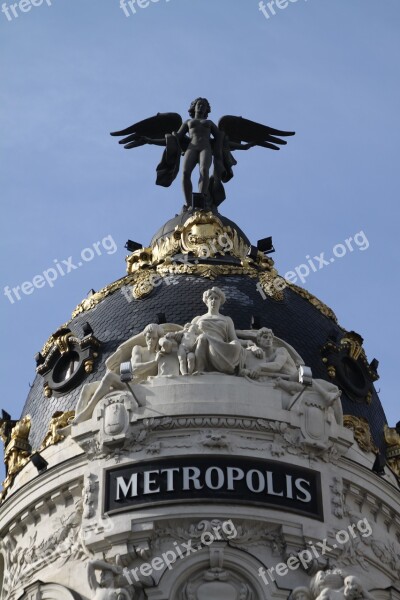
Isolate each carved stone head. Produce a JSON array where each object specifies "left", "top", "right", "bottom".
[
  {"left": 256, "top": 327, "right": 274, "bottom": 349},
  {"left": 343, "top": 576, "right": 363, "bottom": 600},
  {"left": 143, "top": 323, "right": 164, "bottom": 352},
  {"left": 203, "top": 287, "right": 226, "bottom": 310}
]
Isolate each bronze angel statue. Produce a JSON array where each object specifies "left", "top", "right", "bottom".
[{"left": 111, "top": 97, "right": 295, "bottom": 208}]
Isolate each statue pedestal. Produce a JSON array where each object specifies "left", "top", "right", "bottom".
[{"left": 132, "top": 373, "right": 283, "bottom": 420}]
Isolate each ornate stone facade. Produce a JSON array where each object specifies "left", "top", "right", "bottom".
[{"left": 0, "top": 286, "right": 398, "bottom": 600}]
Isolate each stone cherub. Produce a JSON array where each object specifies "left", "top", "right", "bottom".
[
  {"left": 111, "top": 97, "right": 295, "bottom": 208},
  {"left": 310, "top": 570, "right": 345, "bottom": 600},
  {"left": 88, "top": 558, "right": 132, "bottom": 600},
  {"left": 316, "top": 575, "right": 375, "bottom": 600},
  {"left": 164, "top": 322, "right": 201, "bottom": 375}
]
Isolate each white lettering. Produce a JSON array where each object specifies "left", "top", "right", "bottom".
[
  {"left": 182, "top": 466, "right": 203, "bottom": 490},
  {"left": 143, "top": 470, "right": 160, "bottom": 494},
  {"left": 266, "top": 471, "right": 284, "bottom": 496},
  {"left": 246, "top": 469, "right": 265, "bottom": 493},
  {"left": 116, "top": 474, "right": 138, "bottom": 500},
  {"left": 161, "top": 467, "right": 180, "bottom": 491},
  {"left": 295, "top": 478, "right": 312, "bottom": 503},
  {"left": 286, "top": 474, "right": 294, "bottom": 499},
  {"left": 226, "top": 467, "right": 244, "bottom": 490},
  {"left": 205, "top": 467, "right": 225, "bottom": 490}
]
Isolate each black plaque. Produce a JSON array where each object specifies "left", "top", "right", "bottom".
[{"left": 104, "top": 456, "right": 323, "bottom": 520}]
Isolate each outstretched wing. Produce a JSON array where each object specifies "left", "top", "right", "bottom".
[
  {"left": 110, "top": 112, "right": 182, "bottom": 149},
  {"left": 219, "top": 115, "right": 295, "bottom": 151}
]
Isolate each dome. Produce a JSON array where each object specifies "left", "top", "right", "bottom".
[{"left": 21, "top": 207, "right": 385, "bottom": 452}]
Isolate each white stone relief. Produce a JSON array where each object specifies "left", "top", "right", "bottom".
[
  {"left": 182, "top": 563, "right": 254, "bottom": 600},
  {"left": 290, "top": 568, "right": 382, "bottom": 600},
  {"left": 316, "top": 575, "right": 376, "bottom": 600},
  {"left": 200, "top": 430, "right": 229, "bottom": 449},
  {"left": 17, "top": 582, "right": 82, "bottom": 599},
  {"left": 337, "top": 487, "right": 400, "bottom": 579},
  {"left": 103, "top": 398, "right": 130, "bottom": 437},
  {"left": 83, "top": 474, "right": 99, "bottom": 519},
  {"left": 2, "top": 497, "right": 86, "bottom": 597},
  {"left": 336, "top": 523, "right": 400, "bottom": 579},
  {"left": 88, "top": 558, "right": 133, "bottom": 599},
  {"left": 97, "top": 392, "right": 135, "bottom": 449},
  {"left": 153, "top": 518, "right": 286, "bottom": 557},
  {"left": 310, "top": 570, "right": 345, "bottom": 598},
  {"left": 75, "top": 406, "right": 346, "bottom": 470},
  {"left": 330, "top": 477, "right": 345, "bottom": 519}
]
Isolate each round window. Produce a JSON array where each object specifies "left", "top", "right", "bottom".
[{"left": 53, "top": 351, "right": 80, "bottom": 383}]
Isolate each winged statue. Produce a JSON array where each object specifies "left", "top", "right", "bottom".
[{"left": 111, "top": 97, "right": 295, "bottom": 209}]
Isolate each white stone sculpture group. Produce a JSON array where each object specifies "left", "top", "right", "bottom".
[
  {"left": 291, "top": 569, "right": 375, "bottom": 600},
  {"left": 127, "top": 287, "right": 342, "bottom": 422},
  {"left": 74, "top": 286, "right": 343, "bottom": 429}
]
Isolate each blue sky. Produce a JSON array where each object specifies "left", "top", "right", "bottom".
[{"left": 1, "top": 0, "right": 399, "bottom": 453}]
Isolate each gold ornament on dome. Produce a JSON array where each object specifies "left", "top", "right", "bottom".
[
  {"left": 55, "top": 332, "right": 74, "bottom": 355},
  {"left": 41, "top": 323, "right": 70, "bottom": 357},
  {"left": 126, "top": 248, "right": 154, "bottom": 273},
  {"left": 127, "top": 211, "right": 251, "bottom": 274},
  {"left": 258, "top": 271, "right": 286, "bottom": 302},
  {"left": 40, "top": 411, "right": 75, "bottom": 451},
  {"left": 71, "top": 274, "right": 137, "bottom": 319},
  {"left": 1, "top": 415, "right": 32, "bottom": 500},
  {"left": 178, "top": 211, "right": 249, "bottom": 260},
  {"left": 157, "top": 261, "right": 257, "bottom": 280},
  {"left": 384, "top": 424, "right": 400, "bottom": 478},
  {"left": 343, "top": 415, "right": 378, "bottom": 454},
  {"left": 132, "top": 270, "right": 159, "bottom": 299}
]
